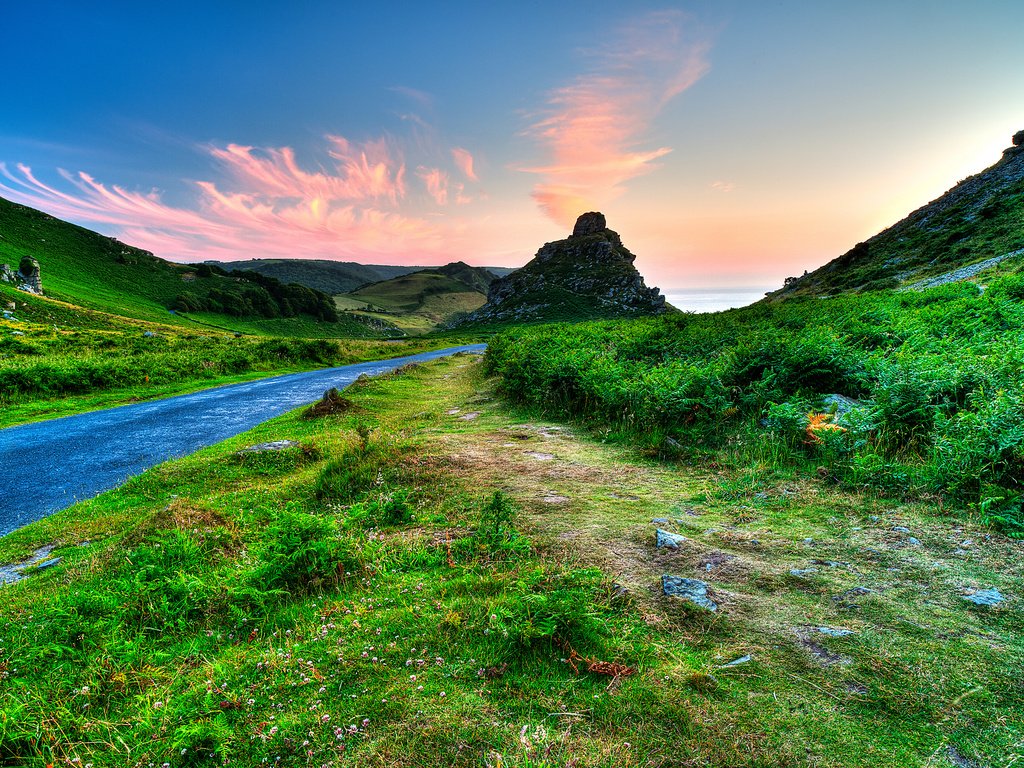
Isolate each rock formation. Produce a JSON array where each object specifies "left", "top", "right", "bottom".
[
  {"left": 456, "top": 212, "right": 667, "bottom": 325},
  {"left": 17, "top": 256, "right": 43, "bottom": 295},
  {"left": 1, "top": 257, "right": 43, "bottom": 295}
]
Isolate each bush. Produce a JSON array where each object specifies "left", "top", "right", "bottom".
[{"left": 252, "top": 509, "right": 358, "bottom": 593}]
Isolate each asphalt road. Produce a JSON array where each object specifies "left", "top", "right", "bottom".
[{"left": 0, "top": 344, "right": 485, "bottom": 536}]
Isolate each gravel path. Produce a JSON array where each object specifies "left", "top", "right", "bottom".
[
  {"left": 904, "top": 248, "right": 1024, "bottom": 291},
  {"left": 0, "top": 344, "right": 485, "bottom": 536}
]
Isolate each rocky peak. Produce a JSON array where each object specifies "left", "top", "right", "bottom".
[
  {"left": 453, "top": 212, "right": 667, "bottom": 326},
  {"left": 571, "top": 211, "right": 607, "bottom": 237}
]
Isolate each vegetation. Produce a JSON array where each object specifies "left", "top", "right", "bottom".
[
  {"left": 214, "top": 258, "right": 420, "bottom": 295},
  {"left": 1, "top": 355, "right": 1019, "bottom": 766},
  {"left": 773, "top": 136, "right": 1024, "bottom": 297},
  {"left": 486, "top": 279, "right": 1024, "bottom": 535},
  {"left": 335, "top": 262, "right": 495, "bottom": 335},
  {"left": 0, "top": 285, "right": 454, "bottom": 428},
  {"left": 0, "top": 196, "right": 370, "bottom": 336}
]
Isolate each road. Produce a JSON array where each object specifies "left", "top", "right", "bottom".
[{"left": 0, "top": 344, "right": 485, "bottom": 536}]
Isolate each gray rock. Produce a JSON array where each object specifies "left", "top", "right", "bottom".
[
  {"left": 35, "top": 557, "right": 62, "bottom": 571},
  {"left": 662, "top": 575, "right": 718, "bottom": 611},
  {"left": 143, "top": 331, "right": 155, "bottom": 338},
  {"left": 821, "top": 394, "right": 863, "bottom": 418},
  {"left": 719, "top": 654, "right": 752, "bottom": 667},
  {"left": 651, "top": 518, "right": 671, "bottom": 524},
  {"left": 907, "top": 537, "right": 921, "bottom": 546},
  {"left": 892, "top": 526, "right": 911, "bottom": 533},
  {"left": 789, "top": 567, "right": 819, "bottom": 577},
  {"left": 963, "top": 588, "right": 1003, "bottom": 606},
  {"left": 572, "top": 211, "right": 607, "bottom": 236},
  {"left": 655, "top": 529, "right": 687, "bottom": 549},
  {"left": 16, "top": 256, "right": 43, "bottom": 295},
  {"left": 815, "top": 626, "right": 855, "bottom": 637}
]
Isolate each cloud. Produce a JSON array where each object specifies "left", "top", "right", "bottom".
[
  {"left": 451, "top": 147, "right": 478, "bottom": 181},
  {"left": 711, "top": 180, "right": 736, "bottom": 193},
  {"left": 416, "top": 166, "right": 449, "bottom": 206},
  {"left": 521, "top": 10, "right": 711, "bottom": 225},
  {"left": 0, "top": 131, "right": 482, "bottom": 264}
]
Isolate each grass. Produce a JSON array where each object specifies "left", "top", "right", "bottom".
[
  {"left": 336, "top": 270, "right": 489, "bottom": 335},
  {"left": 0, "top": 293, "right": 461, "bottom": 428},
  {"left": 1, "top": 356, "right": 1020, "bottom": 766}
]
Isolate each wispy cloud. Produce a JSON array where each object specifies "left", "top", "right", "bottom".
[
  {"left": 0, "top": 131, "right": 481, "bottom": 264},
  {"left": 711, "top": 180, "right": 736, "bottom": 193},
  {"left": 522, "top": 10, "right": 711, "bottom": 225},
  {"left": 451, "top": 147, "right": 477, "bottom": 181}
]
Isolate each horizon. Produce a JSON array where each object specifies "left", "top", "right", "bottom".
[{"left": 1, "top": 1, "right": 1022, "bottom": 290}]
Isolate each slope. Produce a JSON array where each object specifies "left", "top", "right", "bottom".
[
  {"left": 0, "top": 196, "right": 384, "bottom": 337},
  {"left": 770, "top": 130, "right": 1024, "bottom": 299},
  {"left": 337, "top": 262, "right": 496, "bottom": 334}
]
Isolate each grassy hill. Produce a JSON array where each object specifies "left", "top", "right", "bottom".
[
  {"left": 215, "top": 258, "right": 423, "bottom": 295},
  {"left": 336, "top": 262, "right": 495, "bottom": 334},
  {"left": 0, "top": 196, "right": 385, "bottom": 338},
  {"left": 769, "top": 130, "right": 1024, "bottom": 299}
]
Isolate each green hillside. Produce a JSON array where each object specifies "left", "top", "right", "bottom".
[
  {"left": 0, "top": 196, "right": 384, "bottom": 338},
  {"left": 215, "top": 258, "right": 424, "bottom": 295},
  {"left": 336, "top": 262, "right": 495, "bottom": 334},
  {"left": 769, "top": 130, "right": 1024, "bottom": 299}
]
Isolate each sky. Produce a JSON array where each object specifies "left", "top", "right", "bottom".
[{"left": 2, "top": 1, "right": 1022, "bottom": 290}]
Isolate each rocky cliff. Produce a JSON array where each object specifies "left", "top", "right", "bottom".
[{"left": 456, "top": 212, "right": 666, "bottom": 326}]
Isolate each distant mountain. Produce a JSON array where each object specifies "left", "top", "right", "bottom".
[
  {"left": 338, "top": 261, "right": 497, "bottom": 334},
  {"left": 0, "top": 196, "right": 391, "bottom": 338},
  {"left": 454, "top": 212, "right": 667, "bottom": 327},
  {"left": 769, "top": 130, "right": 1024, "bottom": 299},
  {"left": 215, "top": 258, "right": 423, "bottom": 295}
]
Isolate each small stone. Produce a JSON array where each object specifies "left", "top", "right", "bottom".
[
  {"left": 652, "top": 518, "right": 671, "bottom": 524},
  {"left": 833, "top": 586, "right": 872, "bottom": 601},
  {"left": 458, "top": 412, "right": 481, "bottom": 421},
  {"left": 35, "top": 558, "right": 62, "bottom": 571},
  {"left": 868, "top": 515, "right": 880, "bottom": 523},
  {"left": 789, "top": 568, "right": 819, "bottom": 577},
  {"left": 963, "top": 588, "right": 1003, "bottom": 607},
  {"left": 907, "top": 537, "right": 921, "bottom": 546},
  {"left": 655, "top": 529, "right": 687, "bottom": 549},
  {"left": 662, "top": 575, "right": 718, "bottom": 611},
  {"left": 892, "top": 526, "right": 911, "bottom": 533},
  {"left": 143, "top": 331, "right": 155, "bottom": 338},
  {"left": 815, "top": 626, "right": 855, "bottom": 637},
  {"left": 719, "top": 655, "right": 752, "bottom": 667}
]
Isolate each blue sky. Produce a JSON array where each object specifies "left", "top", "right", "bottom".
[{"left": 2, "top": 1, "right": 1022, "bottom": 289}]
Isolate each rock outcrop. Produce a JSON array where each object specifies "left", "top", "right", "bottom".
[
  {"left": 456, "top": 212, "right": 666, "bottom": 325},
  {"left": 1, "top": 257, "right": 43, "bottom": 295}
]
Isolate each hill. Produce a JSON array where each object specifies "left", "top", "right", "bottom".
[
  {"left": 0, "top": 196, "right": 392, "bottom": 338},
  {"left": 215, "top": 258, "right": 423, "bottom": 295},
  {"left": 337, "top": 262, "right": 497, "bottom": 334},
  {"left": 455, "top": 211, "right": 667, "bottom": 327},
  {"left": 769, "top": 130, "right": 1024, "bottom": 299}
]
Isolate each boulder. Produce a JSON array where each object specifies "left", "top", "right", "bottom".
[
  {"left": 16, "top": 256, "right": 43, "bottom": 295},
  {"left": 662, "top": 575, "right": 718, "bottom": 611},
  {"left": 655, "top": 529, "right": 687, "bottom": 549}
]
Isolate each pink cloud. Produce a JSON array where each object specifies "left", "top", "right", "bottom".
[
  {"left": 522, "top": 11, "right": 711, "bottom": 226},
  {"left": 0, "top": 132, "right": 487, "bottom": 265},
  {"left": 416, "top": 167, "right": 449, "bottom": 206},
  {"left": 451, "top": 147, "right": 478, "bottom": 181}
]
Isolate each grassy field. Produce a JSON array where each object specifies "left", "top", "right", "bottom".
[
  {"left": 0, "top": 286, "right": 457, "bottom": 428},
  {"left": 0, "top": 356, "right": 1019, "bottom": 767}
]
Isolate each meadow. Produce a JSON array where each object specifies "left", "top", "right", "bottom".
[
  {"left": 2, "top": 355, "right": 1019, "bottom": 767},
  {"left": 486, "top": 274, "right": 1024, "bottom": 536}
]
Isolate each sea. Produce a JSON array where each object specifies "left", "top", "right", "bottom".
[{"left": 662, "top": 287, "right": 775, "bottom": 314}]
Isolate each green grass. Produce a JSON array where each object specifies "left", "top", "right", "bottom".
[
  {"left": 1, "top": 356, "right": 1020, "bottom": 767},
  {"left": 336, "top": 269, "right": 489, "bottom": 335},
  {"left": 0, "top": 196, "right": 360, "bottom": 336}
]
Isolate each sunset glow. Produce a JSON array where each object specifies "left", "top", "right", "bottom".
[{"left": 2, "top": 2, "right": 1022, "bottom": 289}]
